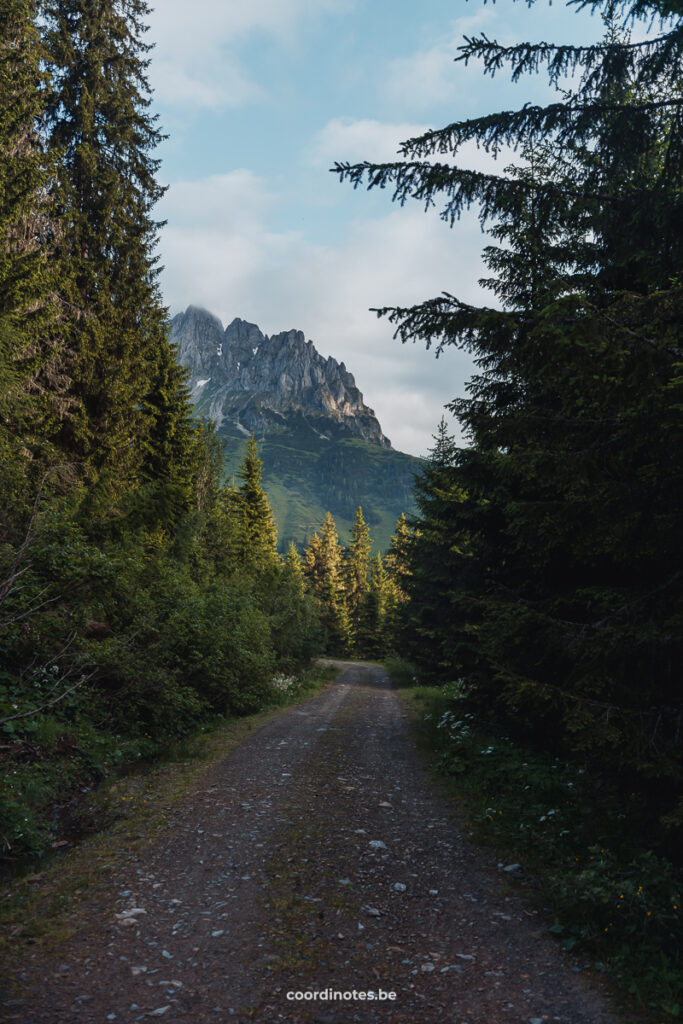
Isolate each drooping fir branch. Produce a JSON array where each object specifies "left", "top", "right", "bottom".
[
  {"left": 397, "top": 98, "right": 681, "bottom": 159},
  {"left": 332, "top": 157, "right": 678, "bottom": 232},
  {"left": 458, "top": 27, "right": 683, "bottom": 88},
  {"left": 496, "top": 0, "right": 682, "bottom": 21},
  {"left": 369, "top": 294, "right": 524, "bottom": 356},
  {"left": 568, "top": 0, "right": 682, "bottom": 20}
]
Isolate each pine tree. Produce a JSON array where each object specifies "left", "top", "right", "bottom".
[
  {"left": 304, "top": 512, "right": 350, "bottom": 654},
  {"left": 358, "top": 553, "right": 392, "bottom": 658},
  {"left": 303, "top": 530, "right": 325, "bottom": 597},
  {"left": 284, "top": 542, "right": 306, "bottom": 599},
  {"left": 384, "top": 512, "right": 411, "bottom": 600},
  {"left": 267, "top": 543, "right": 322, "bottom": 668},
  {"left": 41, "top": 0, "right": 174, "bottom": 496},
  {"left": 383, "top": 512, "right": 412, "bottom": 650},
  {"left": 233, "top": 436, "right": 279, "bottom": 573},
  {"left": 0, "top": 0, "right": 60, "bottom": 526},
  {"left": 401, "top": 420, "right": 472, "bottom": 679},
  {"left": 345, "top": 505, "right": 372, "bottom": 650},
  {"left": 336, "top": 0, "right": 683, "bottom": 793}
]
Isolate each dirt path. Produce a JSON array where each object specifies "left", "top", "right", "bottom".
[{"left": 2, "top": 663, "right": 621, "bottom": 1024}]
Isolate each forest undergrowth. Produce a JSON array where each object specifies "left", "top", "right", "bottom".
[{"left": 388, "top": 657, "right": 683, "bottom": 1021}]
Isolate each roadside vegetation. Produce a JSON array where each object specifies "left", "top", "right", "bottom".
[
  {"left": 390, "top": 659, "right": 682, "bottom": 1019},
  {"left": 0, "top": 660, "right": 338, "bottom": 960}
]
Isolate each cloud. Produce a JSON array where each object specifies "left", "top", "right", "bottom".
[
  {"left": 309, "top": 118, "right": 432, "bottom": 167},
  {"left": 159, "top": 168, "right": 487, "bottom": 455},
  {"left": 148, "top": 0, "right": 354, "bottom": 110},
  {"left": 382, "top": 11, "right": 496, "bottom": 114},
  {"left": 310, "top": 116, "right": 514, "bottom": 180}
]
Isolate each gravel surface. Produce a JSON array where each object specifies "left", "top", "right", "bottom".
[{"left": 2, "top": 663, "right": 622, "bottom": 1024}]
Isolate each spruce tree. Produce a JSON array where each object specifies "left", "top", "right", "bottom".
[
  {"left": 305, "top": 512, "right": 350, "bottom": 654},
  {"left": 384, "top": 512, "right": 411, "bottom": 601},
  {"left": 336, "top": 0, "right": 683, "bottom": 795},
  {"left": 358, "top": 553, "right": 392, "bottom": 658},
  {"left": 284, "top": 542, "right": 306, "bottom": 599},
  {"left": 0, "top": 0, "right": 59, "bottom": 525},
  {"left": 345, "top": 505, "right": 372, "bottom": 650},
  {"left": 383, "top": 512, "right": 411, "bottom": 651},
  {"left": 234, "top": 436, "right": 279, "bottom": 573},
  {"left": 41, "top": 0, "right": 174, "bottom": 496},
  {"left": 303, "top": 530, "right": 325, "bottom": 597},
  {"left": 266, "top": 542, "right": 321, "bottom": 669},
  {"left": 401, "top": 420, "right": 472, "bottom": 679}
]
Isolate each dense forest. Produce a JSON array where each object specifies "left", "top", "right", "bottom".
[
  {"left": 0, "top": 0, "right": 409, "bottom": 862},
  {"left": 0, "top": 0, "right": 329, "bottom": 862}
]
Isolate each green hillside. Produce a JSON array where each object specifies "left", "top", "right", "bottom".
[{"left": 220, "top": 427, "right": 421, "bottom": 552}]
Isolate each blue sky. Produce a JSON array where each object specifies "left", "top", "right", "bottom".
[{"left": 147, "top": 0, "right": 620, "bottom": 455}]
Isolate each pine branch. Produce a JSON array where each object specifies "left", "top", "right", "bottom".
[
  {"left": 458, "top": 27, "right": 683, "bottom": 87},
  {"left": 399, "top": 98, "right": 683, "bottom": 158}
]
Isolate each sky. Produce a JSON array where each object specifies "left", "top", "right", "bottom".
[{"left": 146, "top": 0, "right": 615, "bottom": 456}]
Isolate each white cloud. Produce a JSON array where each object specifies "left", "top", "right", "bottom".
[
  {"left": 309, "top": 118, "right": 431, "bottom": 167},
  {"left": 148, "top": 0, "right": 353, "bottom": 109},
  {"left": 311, "top": 116, "right": 514, "bottom": 179},
  {"left": 382, "top": 11, "right": 495, "bottom": 114},
  {"left": 159, "top": 169, "right": 487, "bottom": 455}
]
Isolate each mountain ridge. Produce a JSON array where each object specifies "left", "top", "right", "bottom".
[{"left": 170, "top": 305, "right": 391, "bottom": 448}]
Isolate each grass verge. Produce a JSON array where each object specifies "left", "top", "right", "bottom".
[{"left": 387, "top": 658, "right": 682, "bottom": 1022}]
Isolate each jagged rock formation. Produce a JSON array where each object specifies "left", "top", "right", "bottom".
[{"left": 170, "top": 306, "right": 391, "bottom": 447}]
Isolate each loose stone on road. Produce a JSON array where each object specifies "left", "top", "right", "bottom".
[{"left": 3, "top": 663, "right": 621, "bottom": 1024}]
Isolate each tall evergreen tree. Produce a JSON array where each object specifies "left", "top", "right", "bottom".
[
  {"left": 400, "top": 420, "right": 473, "bottom": 679},
  {"left": 233, "top": 436, "right": 279, "bottom": 573},
  {"left": 384, "top": 513, "right": 411, "bottom": 601},
  {"left": 0, "top": 0, "right": 60, "bottom": 526},
  {"left": 304, "top": 512, "right": 350, "bottom": 653},
  {"left": 357, "top": 552, "right": 392, "bottom": 658},
  {"left": 383, "top": 512, "right": 412, "bottom": 651},
  {"left": 303, "top": 530, "right": 325, "bottom": 597},
  {"left": 268, "top": 543, "right": 322, "bottom": 669},
  {"left": 41, "top": 0, "right": 174, "bottom": 496},
  {"left": 345, "top": 505, "right": 372, "bottom": 649},
  {"left": 336, "top": 0, "right": 683, "bottom": 802}
]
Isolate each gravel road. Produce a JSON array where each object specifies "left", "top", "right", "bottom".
[{"left": 2, "top": 662, "right": 621, "bottom": 1024}]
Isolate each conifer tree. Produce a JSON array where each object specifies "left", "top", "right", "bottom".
[
  {"left": 303, "top": 530, "right": 325, "bottom": 597},
  {"left": 233, "top": 436, "right": 279, "bottom": 573},
  {"left": 304, "top": 512, "right": 350, "bottom": 653},
  {"left": 336, "top": 0, "right": 683, "bottom": 794},
  {"left": 345, "top": 505, "right": 372, "bottom": 649},
  {"left": 357, "top": 553, "right": 392, "bottom": 657},
  {"left": 384, "top": 513, "right": 411, "bottom": 601},
  {"left": 284, "top": 542, "right": 306, "bottom": 599},
  {"left": 41, "top": 0, "right": 174, "bottom": 495},
  {"left": 382, "top": 513, "right": 411, "bottom": 651},
  {"left": 267, "top": 542, "right": 321, "bottom": 669},
  {"left": 400, "top": 420, "right": 472, "bottom": 678},
  {"left": 0, "top": 0, "right": 60, "bottom": 525}
]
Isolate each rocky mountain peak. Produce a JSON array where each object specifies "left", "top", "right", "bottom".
[{"left": 170, "top": 306, "right": 391, "bottom": 448}]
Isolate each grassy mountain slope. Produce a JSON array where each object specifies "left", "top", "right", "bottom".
[{"left": 220, "top": 426, "right": 421, "bottom": 552}]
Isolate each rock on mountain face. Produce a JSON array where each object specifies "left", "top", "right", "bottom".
[{"left": 170, "top": 306, "right": 391, "bottom": 448}]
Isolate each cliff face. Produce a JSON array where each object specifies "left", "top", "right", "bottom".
[{"left": 170, "top": 306, "right": 391, "bottom": 448}]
